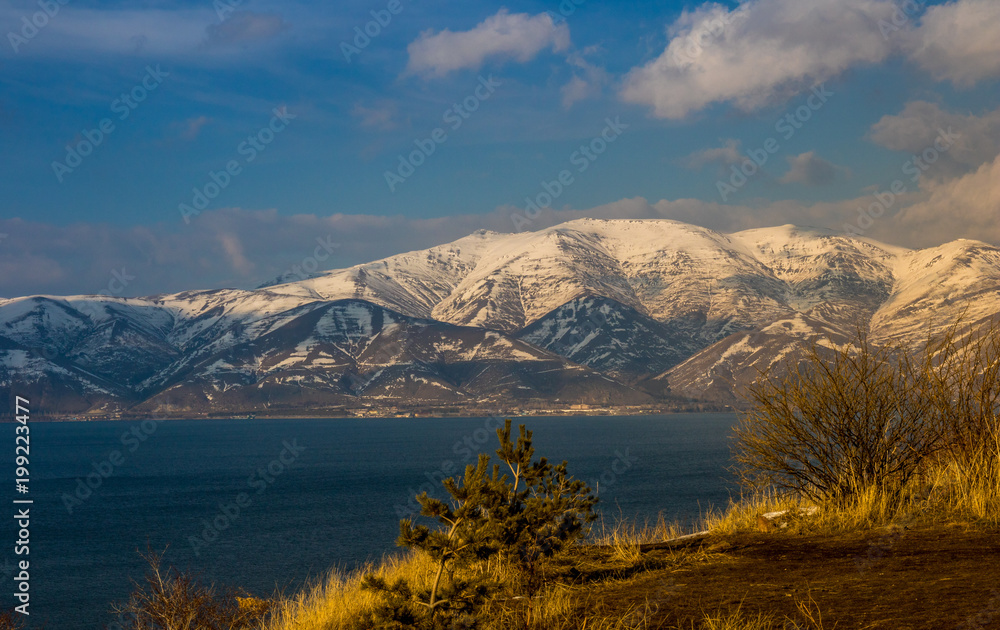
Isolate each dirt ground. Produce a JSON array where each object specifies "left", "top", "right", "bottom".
[{"left": 576, "top": 525, "right": 1000, "bottom": 629}]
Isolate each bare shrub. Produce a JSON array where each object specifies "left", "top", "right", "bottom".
[
  {"left": 736, "top": 314, "right": 1000, "bottom": 510},
  {"left": 112, "top": 550, "right": 273, "bottom": 630},
  {"left": 922, "top": 317, "right": 1000, "bottom": 469},
  {"left": 734, "top": 330, "right": 940, "bottom": 502}
]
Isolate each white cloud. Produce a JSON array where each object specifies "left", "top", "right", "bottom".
[
  {"left": 870, "top": 101, "right": 1000, "bottom": 176},
  {"left": 905, "top": 0, "right": 1000, "bottom": 87},
  {"left": 218, "top": 233, "right": 255, "bottom": 275},
  {"left": 560, "top": 77, "right": 591, "bottom": 109},
  {"left": 0, "top": 202, "right": 734, "bottom": 297},
  {"left": 9, "top": 7, "right": 210, "bottom": 57},
  {"left": 891, "top": 152, "right": 1000, "bottom": 247},
  {"left": 684, "top": 139, "right": 743, "bottom": 169},
  {"left": 560, "top": 50, "right": 609, "bottom": 108},
  {"left": 620, "top": 0, "right": 897, "bottom": 119},
  {"left": 5, "top": 172, "right": 1000, "bottom": 298},
  {"left": 405, "top": 9, "right": 570, "bottom": 78},
  {"left": 779, "top": 151, "right": 844, "bottom": 186}
]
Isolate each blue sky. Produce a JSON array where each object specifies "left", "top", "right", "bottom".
[{"left": 1, "top": 0, "right": 999, "bottom": 296}]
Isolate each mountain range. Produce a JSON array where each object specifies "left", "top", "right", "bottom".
[{"left": 2, "top": 218, "right": 998, "bottom": 418}]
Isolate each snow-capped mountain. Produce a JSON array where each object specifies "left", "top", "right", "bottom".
[{"left": 2, "top": 219, "right": 998, "bottom": 416}]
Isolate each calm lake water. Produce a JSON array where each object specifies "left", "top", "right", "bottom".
[{"left": 4, "top": 414, "right": 738, "bottom": 629}]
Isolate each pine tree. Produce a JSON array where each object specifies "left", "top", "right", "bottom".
[
  {"left": 491, "top": 420, "right": 598, "bottom": 593},
  {"left": 361, "top": 420, "right": 597, "bottom": 629}
]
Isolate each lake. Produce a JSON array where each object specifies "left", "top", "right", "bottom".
[{"left": 4, "top": 414, "right": 739, "bottom": 629}]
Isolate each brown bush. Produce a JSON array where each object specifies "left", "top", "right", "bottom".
[
  {"left": 922, "top": 317, "right": 1000, "bottom": 469},
  {"left": 735, "top": 317, "right": 1000, "bottom": 505},
  {"left": 734, "top": 330, "right": 940, "bottom": 502},
  {"left": 112, "top": 550, "right": 273, "bottom": 630}
]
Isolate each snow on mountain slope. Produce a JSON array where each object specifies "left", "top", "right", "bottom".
[
  {"left": 730, "top": 225, "right": 902, "bottom": 314},
  {"left": 432, "top": 225, "right": 644, "bottom": 331},
  {"left": 872, "top": 239, "right": 1000, "bottom": 343},
  {"left": 423, "top": 219, "right": 919, "bottom": 345},
  {"left": 2, "top": 218, "right": 999, "bottom": 413},
  {"left": 261, "top": 219, "right": 845, "bottom": 336},
  {"left": 267, "top": 229, "right": 513, "bottom": 318},
  {"left": 132, "top": 299, "right": 650, "bottom": 415},
  {"left": 518, "top": 295, "right": 698, "bottom": 380},
  {"left": 660, "top": 232, "right": 1000, "bottom": 400},
  {"left": 578, "top": 219, "right": 789, "bottom": 337},
  {"left": 662, "top": 312, "right": 854, "bottom": 401},
  {"left": 0, "top": 295, "right": 171, "bottom": 351}
]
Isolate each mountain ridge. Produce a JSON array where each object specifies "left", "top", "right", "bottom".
[{"left": 2, "top": 219, "right": 997, "bottom": 416}]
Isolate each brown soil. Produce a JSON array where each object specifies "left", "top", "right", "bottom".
[{"left": 572, "top": 525, "right": 1000, "bottom": 629}]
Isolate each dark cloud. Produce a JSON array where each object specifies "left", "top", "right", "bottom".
[
  {"left": 869, "top": 101, "right": 1000, "bottom": 177},
  {"left": 778, "top": 151, "right": 844, "bottom": 187},
  {"left": 683, "top": 139, "right": 743, "bottom": 170}
]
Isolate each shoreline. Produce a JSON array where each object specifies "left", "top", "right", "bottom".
[{"left": 1, "top": 404, "right": 742, "bottom": 423}]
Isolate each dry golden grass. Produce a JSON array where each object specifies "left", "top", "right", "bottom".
[
  {"left": 699, "top": 606, "right": 776, "bottom": 630},
  {"left": 925, "top": 434, "right": 1000, "bottom": 525},
  {"left": 256, "top": 554, "right": 892, "bottom": 630},
  {"left": 258, "top": 438, "right": 999, "bottom": 630},
  {"left": 257, "top": 542, "right": 786, "bottom": 630},
  {"left": 705, "top": 437, "right": 1000, "bottom": 537},
  {"left": 591, "top": 513, "right": 687, "bottom": 564},
  {"left": 260, "top": 551, "right": 436, "bottom": 630}
]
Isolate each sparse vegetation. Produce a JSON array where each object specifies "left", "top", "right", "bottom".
[
  {"left": 114, "top": 320, "right": 1000, "bottom": 629},
  {"left": 111, "top": 550, "right": 275, "bottom": 630},
  {"left": 359, "top": 419, "right": 598, "bottom": 629},
  {"left": 0, "top": 611, "right": 25, "bottom": 630},
  {"left": 732, "top": 317, "right": 1000, "bottom": 528},
  {"left": 734, "top": 329, "right": 941, "bottom": 503}
]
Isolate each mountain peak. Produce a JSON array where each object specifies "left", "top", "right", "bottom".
[{"left": 3, "top": 218, "right": 998, "bottom": 415}]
